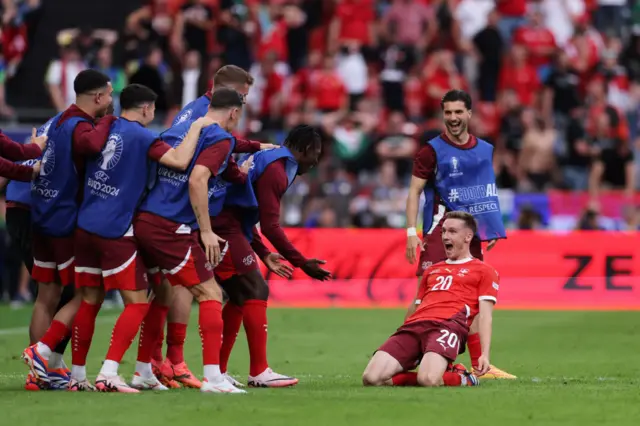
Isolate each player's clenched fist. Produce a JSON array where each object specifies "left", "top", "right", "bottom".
[
  {"left": 301, "top": 258, "right": 331, "bottom": 281},
  {"left": 405, "top": 235, "right": 424, "bottom": 264}
]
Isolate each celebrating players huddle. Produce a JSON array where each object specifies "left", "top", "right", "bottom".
[
  {"left": 8, "top": 63, "right": 512, "bottom": 394},
  {"left": 13, "top": 66, "right": 330, "bottom": 394}
]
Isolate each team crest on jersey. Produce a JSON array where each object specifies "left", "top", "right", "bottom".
[
  {"left": 98, "top": 134, "right": 124, "bottom": 171},
  {"left": 449, "top": 156, "right": 463, "bottom": 177},
  {"left": 175, "top": 109, "right": 193, "bottom": 126},
  {"left": 422, "top": 261, "right": 432, "bottom": 271},
  {"left": 458, "top": 268, "right": 469, "bottom": 277},
  {"left": 243, "top": 254, "right": 255, "bottom": 266},
  {"left": 40, "top": 141, "right": 56, "bottom": 177}
]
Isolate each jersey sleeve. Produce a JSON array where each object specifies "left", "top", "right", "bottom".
[
  {"left": 147, "top": 139, "right": 172, "bottom": 161},
  {"left": 412, "top": 144, "right": 436, "bottom": 180},
  {"left": 478, "top": 265, "right": 499, "bottom": 304},
  {"left": 194, "top": 139, "right": 232, "bottom": 176}
]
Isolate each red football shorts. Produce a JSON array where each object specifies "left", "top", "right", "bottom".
[
  {"left": 32, "top": 230, "right": 76, "bottom": 286},
  {"left": 134, "top": 213, "right": 214, "bottom": 287},
  {"left": 417, "top": 222, "right": 483, "bottom": 277},
  {"left": 74, "top": 228, "right": 148, "bottom": 292},
  {"left": 378, "top": 317, "right": 469, "bottom": 369},
  {"left": 213, "top": 220, "right": 257, "bottom": 282}
]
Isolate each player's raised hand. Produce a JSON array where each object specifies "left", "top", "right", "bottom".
[
  {"left": 301, "top": 258, "right": 331, "bottom": 281},
  {"left": 405, "top": 235, "right": 424, "bottom": 264},
  {"left": 259, "top": 143, "right": 278, "bottom": 150},
  {"left": 194, "top": 116, "right": 216, "bottom": 128},
  {"left": 264, "top": 253, "right": 294, "bottom": 279},
  {"left": 240, "top": 155, "right": 254, "bottom": 174},
  {"left": 474, "top": 355, "right": 490, "bottom": 377},
  {"left": 201, "top": 230, "right": 226, "bottom": 267},
  {"left": 31, "top": 161, "right": 41, "bottom": 180},
  {"left": 30, "top": 127, "right": 47, "bottom": 151},
  {"left": 486, "top": 239, "right": 498, "bottom": 251}
]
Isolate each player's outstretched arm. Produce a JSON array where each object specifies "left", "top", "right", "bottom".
[
  {"left": 405, "top": 175, "right": 427, "bottom": 264},
  {"left": 189, "top": 164, "right": 225, "bottom": 266},
  {"left": 251, "top": 228, "right": 294, "bottom": 279},
  {"left": 234, "top": 138, "right": 278, "bottom": 153},
  {"left": 0, "top": 129, "right": 44, "bottom": 161},
  {"left": 475, "top": 300, "right": 495, "bottom": 377},
  {"left": 159, "top": 117, "right": 213, "bottom": 171}
]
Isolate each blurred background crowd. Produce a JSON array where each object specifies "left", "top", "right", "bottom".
[{"left": 0, "top": 0, "right": 640, "bottom": 304}]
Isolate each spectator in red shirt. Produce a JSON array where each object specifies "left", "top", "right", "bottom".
[
  {"left": 328, "top": 0, "right": 376, "bottom": 52},
  {"left": 496, "top": 0, "right": 527, "bottom": 44},
  {"left": 422, "top": 50, "right": 466, "bottom": 114},
  {"left": 257, "top": 52, "right": 285, "bottom": 131},
  {"left": 513, "top": 9, "right": 557, "bottom": 79},
  {"left": 310, "top": 54, "right": 347, "bottom": 114},
  {"left": 498, "top": 44, "right": 541, "bottom": 107}
]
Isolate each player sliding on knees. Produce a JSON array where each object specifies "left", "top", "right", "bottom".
[
  {"left": 132, "top": 88, "right": 250, "bottom": 393},
  {"left": 405, "top": 89, "right": 514, "bottom": 379},
  {"left": 212, "top": 124, "right": 331, "bottom": 388},
  {"left": 363, "top": 212, "right": 497, "bottom": 388}
]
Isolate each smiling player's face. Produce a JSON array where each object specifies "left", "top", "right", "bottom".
[
  {"left": 442, "top": 101, "right": 471, "bottom": 139},
  {"left": 442, "top": 218, "right": 473, "bottom": 260}
]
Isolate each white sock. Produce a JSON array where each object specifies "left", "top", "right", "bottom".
[
  {"left": 35, "top": 342, "right": 52, "bottom": 360},
  {"left": 71, "top": 365, "right": 86, "bottom": 381},
  {"left": 204, "top": 365, "right": 222, "bottom": 383},
  {"left": 60, "top": 357, "right": 69, "bottom": 371},
  {"left": 135, "top": 361, "right": 154, "bottom": 379},
  {"left": 49, "top": 352, "right": 63, "bottom": 369},
  {"left": 100, "top": 360, "right": 120, "bottom": 377}
]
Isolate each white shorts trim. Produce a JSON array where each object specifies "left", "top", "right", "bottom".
[
  {"left": 162, "top": 247, "right": 191, "bottom": 276},
  {"left": 75, "top": 266, "right": 102, "bottom": 275},
  {"left": 102, "top": 252, "right": 137, "bottom": 278},
  {"left": 147, "top": 267, "right": 159, "bottom": 274},
  {"left": 34, "top": 259, "right": 56, "bottom": 269},
  {"left": 57, "top": 256, "right": 75, "bottom": 271}
]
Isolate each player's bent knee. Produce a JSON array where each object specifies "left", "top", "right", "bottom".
[
  {"left": 121, "top": 289, "right": 148, "bottom": 305},
  {"left": 362, "top": 371, "right": 383, "bottom": 386},
  {"left": 81, "top": 286, "right": 105, "bottom": 305},
  {"left": 189, "top": 278, "right": 223, "bottom": 303},
  {"left": 417, "top": 374, "right": 443, "bottom": 387},
  {"left": 239, "top": 271, "right": 269, "bottom": 301}
]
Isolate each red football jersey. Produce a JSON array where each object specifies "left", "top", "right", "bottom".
[{"left": 405, "top": 258, "right": 499, "bottom": 326}]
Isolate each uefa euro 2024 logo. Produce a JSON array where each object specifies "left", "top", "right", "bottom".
[
  {"left": 98, "top": 133, "right": 124, "bottom": 171},
  {"left": 449, "top": 156, "right": 463, "bottom": 178}
]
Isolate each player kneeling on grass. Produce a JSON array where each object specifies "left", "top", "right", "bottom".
[{"left": 362, "top": 211, "right": 498, "bottom": 388}]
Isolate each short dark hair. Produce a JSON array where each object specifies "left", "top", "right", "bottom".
[
  {"left": 440, "top": 89, "right": 472, "bottom": 111},
  {"left": 283, "top": 125, "right": 321, "bottom": 153},
  {"left": 445, "top": 211, "right": 478, "bottom": 235},
  {"left": 73, "top": 69, "right": 111, "bottom": 95},
  {"left": 120, "top": 84, "right": 157, "bottom": 110},
  {"left": 214, "top": 65, "right": 254, "bottom": 88},
  {"left": 209, "top": 88, "right": 244, "bottom": 109}
]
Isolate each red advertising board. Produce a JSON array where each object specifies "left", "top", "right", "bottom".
[{"left": 260, "top": 230, "right": 640, "bottom": 310}]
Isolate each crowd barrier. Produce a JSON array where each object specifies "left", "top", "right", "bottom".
[{"left": 261, "top": 230, "right": 640, "bottom": 310}]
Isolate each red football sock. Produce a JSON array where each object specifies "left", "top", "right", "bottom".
[
  {"left": 105, "top": 303, "right": 149, "bottom": 363},
  {"left": 71, "top": 301, "right": 101, "bottom": 366},
  {"left": 391, "top": 372, "right": 418, "bottom": 386},
  {"left": 41, "top": 320, "right": 71, "bottom": 351},
  {"left": 442, "top": 371, "right": 463, "bottom": 386},
  {"left": 243, "top": 299, "right": 269, "bottom": 377},
  {"left": 152, "top": 329, "right": 164, "bottom": 363},
  {"left": 137, "top": 302, "right": 169, "bottom": 363},
  {"left": 467, "top": 333, "right": 482, "bottom": 369},
  {"left": 166, "top": 322, "right": 187, "bottom": 365},
  {"left": 220, "top": 303, "right": 244, "bottom": 373},
  {"left": 198, "top": 300, "right": 223, "bottom": 365}
]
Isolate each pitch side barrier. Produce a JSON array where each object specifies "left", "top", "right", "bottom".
[{"left": 258, "top": 229, "right": 640, "bottom": 310}]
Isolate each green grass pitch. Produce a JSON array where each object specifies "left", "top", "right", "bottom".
[{"left": 1, "top": 307, "right": 639, "bottom": 425}]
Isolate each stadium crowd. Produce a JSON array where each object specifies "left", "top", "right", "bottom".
[{"left": 1, "top": 0, "right": 640, "bottom": 304}]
